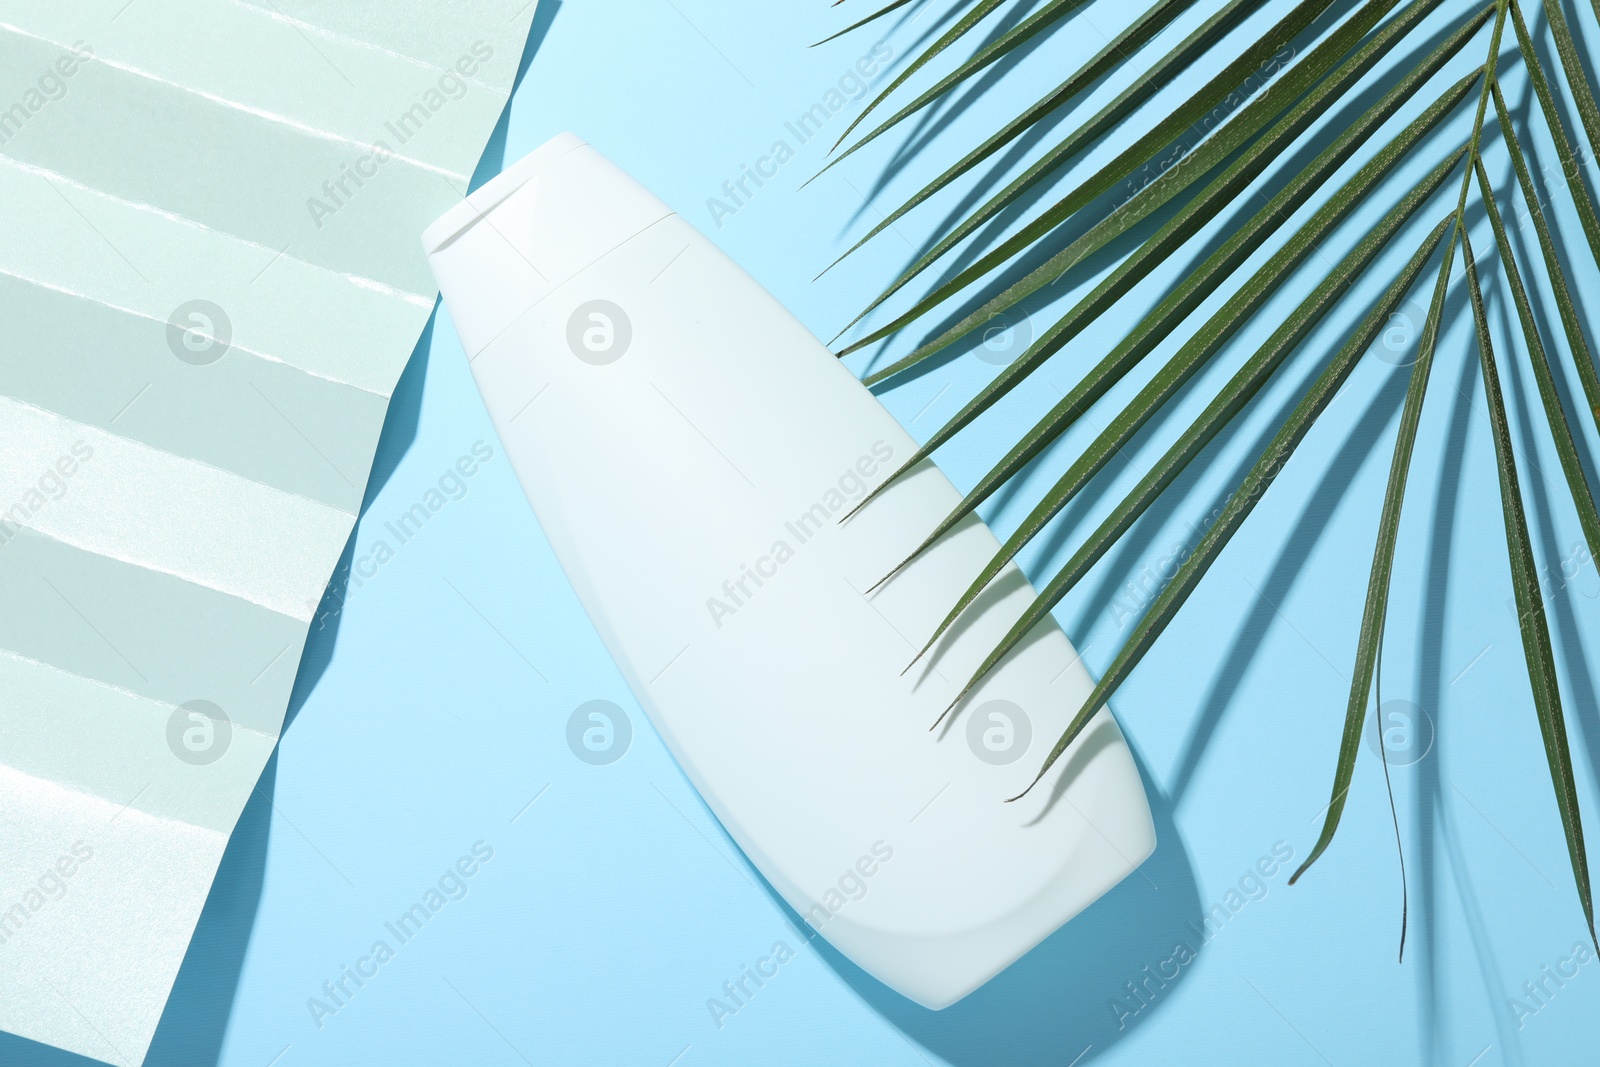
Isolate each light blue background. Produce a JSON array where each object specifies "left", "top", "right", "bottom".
[{"left": 14, "top": 0, "right": 1600, "bottom": 1063}]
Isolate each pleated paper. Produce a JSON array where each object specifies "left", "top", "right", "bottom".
[{"left": 0, "top": 2, "right": 539, "bottom": 1061}]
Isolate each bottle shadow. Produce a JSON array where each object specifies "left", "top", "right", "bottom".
[{"left": 782, "top": 745, "right": 1199, "bottom": 1066}]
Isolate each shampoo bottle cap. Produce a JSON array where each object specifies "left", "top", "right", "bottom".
[{"left": 422, "top": 133, "right": 674, "bottom": 357}]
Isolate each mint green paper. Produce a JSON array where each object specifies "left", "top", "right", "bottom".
[{"left": 0, "top": 2, "right": 538, "bottom": 1062}]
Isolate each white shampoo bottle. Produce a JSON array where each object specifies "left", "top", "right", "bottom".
[{"left": 423, "top": 134, "right": 1155, "bottom": 1009}]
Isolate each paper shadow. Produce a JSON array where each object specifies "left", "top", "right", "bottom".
[
  {"left": 283, "top": 307, "right": 435, "bottom": 735},
  {"left": 128, "top": 306, "right": 437, "bottom": 1064},
  {"left": 470, "top": 0, "right": 561, "bottom": 193}
]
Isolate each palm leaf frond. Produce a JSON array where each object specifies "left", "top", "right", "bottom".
[
  {"left": 816, "top": 0, "right": 1217, "bottom": 280},
  {"left": 1500, "top": 18, "right": 1600, "bottom": 424},
  {"left": 1291, "top": 213, "right": 1458, "bottom": 888},
  {"left": 822, "top": 0, "right": 1600, "bottom": 942},
  {"left": 837, "top": 0, "right": 1348, "bottom": 352},
  {"left": 820, "top": 0, "right": 1091, "bottom": 164},
  {"left": 813, "top": 0, "right": 923, "bottom": 48},
  {"left": 1462, "top": 230, "right": 1597, "bottom": 948},
  {"left": 907, "top": 111, "right": 1473, "bottom": 661},
  {"left": 941, "top": 152, "right": 1463, "bottom": 732}
]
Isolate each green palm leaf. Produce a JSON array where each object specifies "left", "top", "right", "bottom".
[
  {"left": 827, "top": 0, "right": 1013, "bottom": 153},
  {"left": 1461, "top": 230, "right": 1597, "bottom": 948},
  {"left": 936, "top": 155, "right": 1461, "bottom": 729},
  {"left": 817, "top": 0, "right": 1091, "bottom": 166},
  {"left": 1475, "top": 155, "right": 1600, "bottom": 563},
  {"left": 1291, "top": 219, "right": 1459, "bottom": 889},
  {"left": 845, "top": 26, "right": 1486, "bottom": 599},
  {"left": 906, "top": 125, "right": 1470, "bottom": 660},
  {"left": 853, "top": 0, "right": 1486, "bottom": 383},
  {"left": 812, "top": 0, "right": 924, "bottom": 49},
  {"left": 821, "top": 0, "right": 1600, "bottom": 945},
  {"left": 1500, "top": 17, "right": 1600, "bottom": 426},
  {"left": 1541, "top": 0, "right": 1600, "bottom": 170},
  {"left": 991, "top": 210, "right": 1454, "bottom": 785},
  {"left": 1290, "top": 0, "right": 1514, "bottom": 883},
  {"left": 816, "top": 0, "right": 1238, "bottom": 281},
  {"left": 847, "top": 62, "right": 1482, "bottom": 597},
  {"left": 835, "top": 0, "right": 1342, "bottom": 349}
]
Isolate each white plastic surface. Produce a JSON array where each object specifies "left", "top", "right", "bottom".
[{"left": 423, "top": 136, "right": 1156, "bottom": 1009}]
